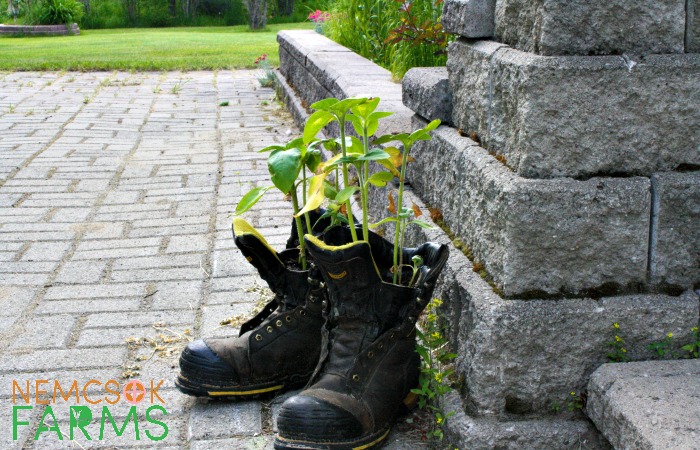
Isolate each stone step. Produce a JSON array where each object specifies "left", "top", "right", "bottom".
[
  {"left": 448, "top": 39, "right": 700, "bottom": 179},
  {"left": 587, "top": 360, "right": 700, "bottom": 450},
  {"left": 442, "top": 0, "right": 694, "bottom": 55},
  {"left": 402, "top": 67, "right": 453, "bottom": 125}
]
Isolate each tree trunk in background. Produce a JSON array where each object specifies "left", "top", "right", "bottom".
[
  {"left": 121, "top": 0, "right": 139, "bottom": 25},
  {"left": 179, "top": 0, "right": 201, "bottom": 19},
  {"left": 276, "top": 0, "right": 293, "bottom": 16},
  {"left": 168, "top": 0, "right": 176, "bottom": 15},
  {"left": 246, "top": 0, "right": 267, "bottom": 29},
  {"left": 82, "top": 0, "right": 90, "bottom": 15}
]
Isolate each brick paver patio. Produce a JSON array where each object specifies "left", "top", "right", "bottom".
[{"left": 0, "top": 71, "right": 426, "bottom": 449}]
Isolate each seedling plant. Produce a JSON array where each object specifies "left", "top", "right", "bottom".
[{"left": 235, "top": 95, "right": 440, "bottom": 282}]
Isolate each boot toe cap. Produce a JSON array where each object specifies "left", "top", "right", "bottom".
[
  {"left": 277, "top": 393, "right": 364, "bottom": 442},
  {"left": 178, "top": 339, "right": 238, "bottom": 385}
]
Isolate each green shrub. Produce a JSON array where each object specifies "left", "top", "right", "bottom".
[
  {"left": 32, "top": 0, "right": 86, "bottom": 25},
  {"left": 326, "top": 0, "right": 449, "bottom": 78}
]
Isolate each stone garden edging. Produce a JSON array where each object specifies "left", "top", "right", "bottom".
[{"left": 0, "top": 23, "right": 80, "bottom": 36}]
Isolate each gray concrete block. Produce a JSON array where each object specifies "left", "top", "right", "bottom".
[
  {"left": 368, "top": 185, "right": 700, "bottom": 417},
  {"left": 689, "top": 0, "right": 700, "bottom": 52},
  {"left": 587, "top": 360, "right": 700, "bottom": 450},
  {"left": 277, "top": 30, "right": 413, "bottom": 138},
  {"left": 402, "top": 67, "right": 453, "bottom": 124},
  {"left": 442, "top": 392, "right": 611, "bottom": 449},
  {"left": 650, "top": 172, "right": 700, "bottom": 290},
  {"left": 494, "top": 0, "right": 686, "bottom": 56},
  {"left": 409, "top": 120, "right": 650, "bottom": 297},
  {"left": 448, "top": 39, "right": 700, "bottom": 178},
  {"left": 442, "top": 0, "right": 496, "bottom": 38}
]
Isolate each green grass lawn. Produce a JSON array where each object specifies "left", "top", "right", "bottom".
[{"left": 0, "top": 24, "right": 312, "bottom": 71}]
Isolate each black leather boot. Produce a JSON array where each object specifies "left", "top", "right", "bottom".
[
  {"left": 274, "top": 228, "right": 448, "bottom": 450},
  {"left": 176, "top": 216, "right": 328, "bottom": 399}
]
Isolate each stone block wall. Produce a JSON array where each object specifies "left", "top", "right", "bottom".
[
  {"left": 276, "top": 27, "right": 700, "bottom": 448},
  {"left": 0, "top": 23, "right": 80, "bottom": 36}
]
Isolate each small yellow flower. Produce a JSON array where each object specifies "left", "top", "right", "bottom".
[
  {"left": 692, "top": 327, "right": 698, "bottom": 332},
  {"left": 667, "top": 332, "right": 673, "bottom": 338},
  {"left": 434, "top": 373, "right": 443, "bottom": 382},
  {"left": 622, "top": 348, "right": 627, "bottom": 353},
  {"left": 427, "top": 313, "right": 437, "bottom": 322},
  {"left": 436, "top": 417, "right": 444, "bottom": 424},
  {"left": 433, "top": 298, "right": 443, "bottom": 306},
  {"left": 615, "top": 335, "right": 622, "bottom": 342},
  {"left": 570, "top": 391, "right": 576, "bottom": 396},
  {"left": 613, "top": 323, "right": 620, "bottom": 329},
  {"left": 431, "top": 331, "right": 441, "bottom": 339}
]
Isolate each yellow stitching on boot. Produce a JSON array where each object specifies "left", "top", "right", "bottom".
[
  {"left": 353, "top": 429, "right": 391, "bottom": 450},
  {"left": 208, "top": 385, "right": 284, "bottom": 396},
  {"left": 328, "top": 270, "right": 347, "bottom": 279},
  {"left": 232, "top": 217, "right": 283, "bottom": 264}
]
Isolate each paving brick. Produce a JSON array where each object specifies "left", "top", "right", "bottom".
[
  {"left": 0, "top": 348, "right": 126, "bottom": 372},
  {"left": 166, "top": 234, "right": 210, "bottom": 253},
  {"left": 188, "top": 401, "right": 262, "bottom": 440},
  {"left": 55, "top": 260, "right": 108, "bottom": 284},
  {"left": 9, "top": 314, "right": 76, "bottom": 350},
  {"left": 21, "top": 241, "right": 72, "bottom": 262},
  {"left": 35, "top": 298, "right": 143, "bottom": 314},
  {"left": 44, "top": 282, "right": 149, "bottom": 300}
]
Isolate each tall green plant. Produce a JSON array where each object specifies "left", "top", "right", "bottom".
[
  {"left": 237, "top": 96, "right": 439, "bottom": 280},
  {"left": 32, "top": 0, "right": 85, "bottom": 24},
  {"left": 326, "top": 0, "right": 448, "bottom": 78}
]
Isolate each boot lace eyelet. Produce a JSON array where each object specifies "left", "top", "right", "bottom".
[
  {"left": 255, "top": 334, "right": 262, "bottom": 341},
  {"left": 367, "top": 351, "right": 374, "bottom": 359},
  {"left": 352, "top": 374, "right": 360, "bottom": 382},
  {"left": 275, "top": 320, "right": 283, "bottom": 327},
  {"left": 266, "top": 326, "right": 274, "bottom": 333},
  {"left": 285, "top": 316, "right": 292, "bottom": 322},
  {"left": 299, "top": 310, "right": 307, "bottom": 316},
  {"left": 378, "top": 343, "right": 384, "bottom": 350}
]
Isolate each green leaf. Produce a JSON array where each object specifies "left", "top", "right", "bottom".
[
  {"left": 235, "top": 186, "right": 272, "bottom": 215},
  {"left": 286, "top": 137, "right": 305, "bottom": 150},
  {"left": 268, "top": 148, "right": 302, "bottom": 194},
  {"left": 366, "top": 111, "right": 393, "bottom": 136},
  {"left": 344, "top": 136, "right": 365, "bottom": 155},
  {"left": 351, "top": 97, "right": 380, "bottom": 119},
  {"left": 310, "top": 98, "right": 339, "bottom": 110},
  {"left": 335, "top": 186, "right": 359, "bottom": 204},
  {"left": 367, "top": 171, "right": 395, "bottom": 187},
  {"left": 357, "top": 148, "right": 390, "bottom": 161},
  {"left": 348, "top": 114, "right": 363, "bottom": 137},
  {"left": 303, "top": 110, "right": 335, "bottom": 144},
  {"left": 370, "top": 217, "right": 398, "bottom": 228},
  {"left": 331, "top": 97, "right": 367, "bottom": 115},
  {"left": 305, "top": 148, "right": 322, "bottom": 172},
  {"left": 375, "top": 132, "right": 410, "bottom": 146},
  {"left": 259, "top": 144, "right": 285, "bottom": 153},
  {"left": 410, "top": 219, "right": 435, "bottom": 229},
  {"left": 376, "top": 158, "right": 400, "bottom": 176}
]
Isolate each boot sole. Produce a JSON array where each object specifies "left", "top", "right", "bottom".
[
  {"left": 175, "top": 373, "right": 308, "bottom": 400},
  {"left": 273, "top": 426, "right": 391, "bottom": 450}
]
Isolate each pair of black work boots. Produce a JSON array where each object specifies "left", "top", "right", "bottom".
[{"left": 176, "top": 213, "right": 449, "bottom": 450}]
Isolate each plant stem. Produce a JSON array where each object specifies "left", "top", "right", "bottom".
[
  {"left": 393, "top": 142, "right": 411, "bottom": 284},
  {"left": 339, "top": 116, "right": 358, "bottom": 242},
  {"left": 290, "top": 189, "right": 307, "bottom": 270},
  {"left": 360, "top": 126, "right": 370, "bottom": 241}
]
